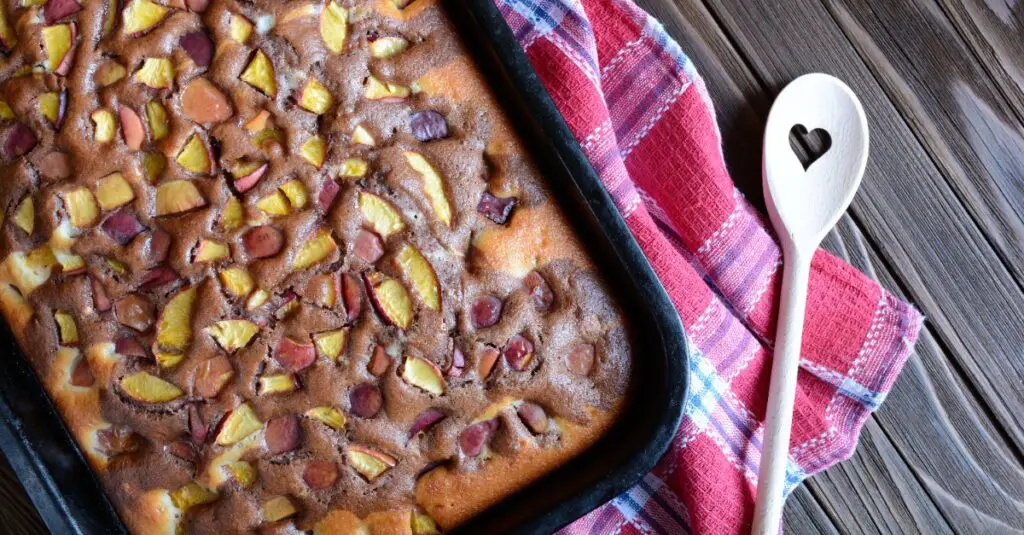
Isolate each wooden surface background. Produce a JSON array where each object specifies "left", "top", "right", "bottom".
[{"left": 3, "top": 0, "right": 1024, "bottom": 533}]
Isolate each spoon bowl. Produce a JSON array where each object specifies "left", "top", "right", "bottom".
[{"left": 753, "top": 73, "right": 869, "bottom": 535}]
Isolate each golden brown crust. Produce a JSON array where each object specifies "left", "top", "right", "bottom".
[{"left": 0, "top": 0, "right": 632, "bottom": 532}]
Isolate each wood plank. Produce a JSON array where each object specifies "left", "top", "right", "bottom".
[
  {"left": 784, "top": 486, "right": 840, "bottom": 534},
  {"left": 0, "top": 456, "right": 44, "bottom": 535},
  {"left": 702, "top": 0, "right": 1024, "bottom": 464},
  {"left": 823, "top": 0, "right": 1024, "bottom": 287},
  {"left": 831, "top": 216, "right": 1024, "bottom": 532},
  {"left": 936, "top": 0, "right": 1024, "bottom": 123}
]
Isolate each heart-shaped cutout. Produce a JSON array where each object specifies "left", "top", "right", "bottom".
[{"left": 788, "top": 124, "right": 832, "bottom": 170}]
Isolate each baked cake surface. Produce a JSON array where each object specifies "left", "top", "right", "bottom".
[{"left": 0, "top": 0, "right": 633, "bottom": 532}]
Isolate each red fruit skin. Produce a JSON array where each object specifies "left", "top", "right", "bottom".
[
  {"left": 90, "top": 276, "right": 112, "bottom": 312},
  {"left": 567, "top": 344, "right": 596, "bottom": 376},
  {"left": 447, "top": 346, "right": 465, "bottom": 377},
  {"left": 138, "top": 266, "right": 180, "bottom": 290},
  {"left": 343, "top": 274, "right": 363, "bottom": 322},
  {"left": 188, "top": 405, "right": 209, "bottom": 445},
  {"left": 265, "top": 415, "right": 301, "bottom": 455},
  {"left": 517, "top": 402, "right": 548, "bottom": 433},
  {"left": 352, "top": 229, "right": 384, "bottom": 263},
  {"left": 242, "top": 226, "right": 284, "bottom": 259},
  {"left": 302, "top": 460, "right": 339, "bottom": 489},
  {"left": 459, "top": 419, "right": 499, "bottom": 457},
  {"left": 476, "top": 192, "right": 516, "bottom": 224},
  {"left": 167, "top": 440, "right": 197, "bottom": 463},
  {"left": 319, "top": 181, "right": 340, "bottom": 211},
  {"left": 367, "top": 344, "right": 390, "bottom": 376},
  {"left": 4, "top": 123, "right": 37, "bottom": 158},
  {"left": 180, "top": 31, "right": 213, "bottom": 67},
  {"left": 101, "top": 210, "right": 146, "bottom": 245},
  {"left": 275, "top": 337, "right": 316, "bottom": 372},
  {"left": 44, "top": 0, "right": 82, "bottom": 24},
  {"left": 408, "top": 408, "right": 446, "bottom": 439},
  {"left": 185, "top": 0, "right": 210, "bottom": 11},
  {"left": 146, "top": 229, "right": 171, "bottom": 266},
  {"left": 69, "top": 358, "right": 94, "bottom": 387},
  {"left": 233, "top": 163, "right": 267, "bottom": 193},
  {"left": 503, "top": 334, "right": 535, "bottom": 371},
  {"left": 524, "top": 271, "right": 554, "bottom": 311},
  {"left": 409, "top": 110, "right": 449, "bottom": 142},
  {"left": 349, "top": 383, "right": 383, "bottom": 419},
  {"left": 114, "top": 337, "right": 148, "bottom": 358},
  {"left": 469, "top": 295, "right": 503, "bottom": 328}
]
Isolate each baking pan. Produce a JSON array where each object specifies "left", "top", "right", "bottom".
[{"left": 0, "top": 1, "right": 688, "bottom": 533}]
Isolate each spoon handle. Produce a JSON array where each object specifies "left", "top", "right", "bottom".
[{"left": 752, "top": 244, "right": 813, "bottom": 535}]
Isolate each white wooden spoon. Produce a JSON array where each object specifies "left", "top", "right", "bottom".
[{"left": 752, "top": 73, "right": 869, "bottom": 535}]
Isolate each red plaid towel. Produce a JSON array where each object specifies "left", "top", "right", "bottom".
[{"left": 494, "top": 0, "right": 925, "bottom": 533}]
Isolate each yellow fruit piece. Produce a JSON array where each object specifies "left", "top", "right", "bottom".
[
  {"left": 95, "top": 172, "right": 135, "bottom": 211},
  {"left": 258, "top": 374, "right": 298, "bottom": 395},
  {"left": 396, "top": 243, "right": 440, "bottom": 311},
  {"left": 105, "top": 256, "right": 128, "bottom": 275},
  {"left": 156, "top": 286, "right": 196, "bottom": 353},
  {"left": 95, "top": 61, "right": 126, "bottom": 87},
  {"left": 262, "top": 496, "right": 297, "bottom": 522},
  {"left": 299, "top": 78, "right": 333, "bottom": 115},
  {"left": 91, "top": 109, "right": 116, "bottom": 143},
  {"left": 246, "top": 289, "right": 270, "bottom": 310},
  {"left": 41, "top": 24, "right": 73, "bottom": 72},
  {"left": 194, "top": 239, "right": 230, "bottom": 262},
  {"left": 0, "top": 100, "right": 14, "bottom": 120},
  {"left": 13, "top": 196, "right": 33, "bottom": 234},
  {"left": 218, "top": 197, "right": 242, "bottom": 231},
  {"left": 215, "top": 403, "right": 262, "bottom": 445},
  {"left": 240, "top": 50, "right": 277, "bottom": 98},
  {"left": 292, "top": 228, "right": 337, "bottom": 270},
  {"left": 312, "top": 329, "right": 346, "bottom": 361},
  {"left": 169, "top": 481, "right": 217, "bottom": 511},
  {"left": 358, "top": 191, "right": 405, "bottom": 238},
  {"left": 306, "top": 406, "right": 345, "bottom": 430},
  {"left": 244, "top": 110, "right": 271, "bottom": 132},
  {"left": 218, "top": 266, "right": 254, "bottom": 298},
  {"left": 38, "top": 92, "right": 60, "bottom": 124},
  {"left": 401, "top": 356, "right": 445, "bottom": 395},
  {"left": 364, "top": 75, "right": 410, "bottom": 100},
  {"left": 299, "top": 136, "right": 326, "bottom": 168},
  {"left": 339, "top": 158, "right": 367, "bottom": 178},
  {"left": 122, "top": 0, "right": 169, "bottom": 36},
  {"left": 369, "top": 36, "right": 409, "bottom": 59},
  {"left": 223, "top": 461, "right": 257, "bottom": 488},
  {"left": 135, "top": 57, "right": 174, "bottom": 89},
  {"left": 228, "top": 12, "right": 253, "bottom": 43},
  {"left": 146, "top": 100, "right": 169, "bottom": 141},
  {"left": 155, "top": 180, "right": 206, "bottom": 216},
  {"left": 2, "top": 248, "right": 55, "bottom": 296},
  {"left": 0, "top": 282, "right": 33, "bottom": 331},
  {"left": 345, "top": 446, "right": 395, "bottom": 481},
  {"left": 404, "top": 152, "right": 452, "bottom": 226},
  {"left": 352, "top": 124, "right": 375, "bottom": 146},
  {"left": 176, "top": 134, "right": 211, "bottom": 174},
  {"left": 206, "top": 319, "right": 258, "bottom": 352},
  {"left": 54, "top": 310, "right": 78, "bottom": 345},
  {"left": 256, "top": 190, "right": 290, "bottom": 216},
  {"left": 412, "top": 512, "right": 440, "bottom": 535},
  {"left": 64, "top": 188, "right": 99, "bottom": 227},
  {"left": 320, "top": 1, "right": 348, "bottom": 53},
  {"left": 142, "top": 152, "right": 166, "bottom": 183},
  {"left": 120, "top": 371, "right": 184, "bottom": 403},
  {"left": 373, "top": 277, "right": 413, "bottom": 329},
  {"left": 53, "top": 251, "right": 85, "bottom": 274},
  {"left": 279, "top": 180, "right": 308, "bottom": 209}
]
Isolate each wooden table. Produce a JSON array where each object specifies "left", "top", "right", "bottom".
[{"left": 3, "top": 0, "right": 1024, "bottom": 533}]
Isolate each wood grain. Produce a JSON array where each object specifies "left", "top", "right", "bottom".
[{"left": 4, "top": 0, "right": 1024, "bottom": 533}]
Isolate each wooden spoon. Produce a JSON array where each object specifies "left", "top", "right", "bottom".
[{"left": 752, "top": 73, "right": 869, "bottom": 535}]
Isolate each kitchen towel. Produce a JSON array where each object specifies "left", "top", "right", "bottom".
[{"left": 494, "top": 0, "right": 925, "bottom": 533}]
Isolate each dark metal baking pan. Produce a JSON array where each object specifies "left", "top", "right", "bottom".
[{"left": 0, "top": 1, "right": 688, "bottom": 533}]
